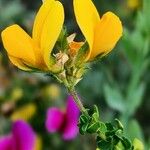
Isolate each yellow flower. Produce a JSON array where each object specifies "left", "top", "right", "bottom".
[
  {"left": 1, "top": 0, "right": 64, "bottom": 72},
  {"left": 11, "top": 87, "right": 23, "bottom": 101},
  {"left": 127, "top": 0, "right": 141, "bottom": 9},
  {"left": 42, "top": 84, "right": 60, "bottom": 99},
  {"left": 10, "top": 103, "right": 37, "bottom": 121},
  {"left": 34, "top": 135, "right": 42, "bottom": 150},
  {"left": 1, "top": 0, "right": 122, "bottom": 73},
  {"left": 73, "top": 0, "right": 123, "bottom": 61}
]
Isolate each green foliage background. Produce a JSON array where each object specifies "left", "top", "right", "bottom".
[{"left": 0, "top": 0, "right": 149, "bottom": 149}]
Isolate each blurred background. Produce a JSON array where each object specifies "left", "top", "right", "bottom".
[{"left": 0, "top": 0, "right": 150, "bottom": 149}]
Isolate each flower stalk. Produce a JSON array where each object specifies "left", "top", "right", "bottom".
[{"left": 67, "top": 86, "right": 88, "bottom": 115}]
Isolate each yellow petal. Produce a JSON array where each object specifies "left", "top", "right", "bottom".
[
  {"left": 41, "top": 1, "right": 64, "bottom": 68},
  {"left": 34, "top": 136, "right": 42, "bottom": 150},
  {"left": 74, "top": 0, "right": 100, "bottom": 57},
  {"left": 90, "top": 12, "right": 123, "bottom": 59},
  {"left": 42, "top": 0, "right": 52, "bottom": 3},
  {"left": 127, "top": 0, "right": 140, "bottom": 9},
  {"left": 1, "top": 25, "right": 36, "bottom": 65},
  {"left": 10, "top": 103, "right": 37, "bottom": 121},
  {"left": 9, "top": 56, "right": 32, "bottom": 71},
  {"left": 32, "top": 0, "right": 54, "bottom": 46},
  {"left": 11, "top": 87, "right": 23, "bottom": 101}
]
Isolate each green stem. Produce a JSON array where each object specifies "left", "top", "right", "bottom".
[{"left": 67, "top": 86, "right": 88, "bottom": 115}]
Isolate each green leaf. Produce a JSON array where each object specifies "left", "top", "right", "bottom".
[
  {"left": 87, "top": 122, "right": 100, "bottom": 133},
  {"left": 142, "top": 38, "right": 149, "bottom": 57},
  {"left": 79, "top": 114, "right": 89, "bottom": 124},
  {"left": 115, "top": 130, "right": 123, "bottom": 139},
  {"left": 93, "top": 105, "right": 100, "bottom": 117},
  {"left": 98, "top": 122, "right": 107, "bottom": 134},
  {"left": 115, "top": 119, "right": 124, "bottom": 130},
  {"left": 130, "top": 32, "right": 144, "bottom": 53},
  {"left": 113, "top": 135, "right": 121, "bottom": 145},
  {"left": 79, "top": 123, "right": 89, "bottom": 135},
  {"left": 104, "top": 84, "right": 126, "bottom": 113},
  {"left": 105, "top": 123, "right": 114, "bottom": 131},
  {"left": 92, "top": 105, "right": 100, "bottom": 122},
  {"left": 92, "top": 113, "right": 99, "bottom": 122},
  {"left": 97, "top": 137, "right": 112, "bottom": 150},
  {"left": 122, "top": 29, "right": 138, "bottom": 67},
  {"left": 143, "top": 0, "right": 150, "bottom": 29},
  {"left": 105, "top": 130, "right": 116, "bottom": 137},
  {"left": 127, "top": 119, "right": 144, "bottom": 141},
  {"left": 121, "top": 137, "right": 132, "bottom": 149},
  {"left": 126, "top": 83, "right": 145, "bottom": 116}
]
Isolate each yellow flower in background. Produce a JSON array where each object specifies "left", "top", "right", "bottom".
[
  {"left": 34, "top": 136, "right": 42, "bottom": 150},
  {"left": 42, "top": 84, "right": 60, "bottom": 99},
  {"left": 11, "top": 87, "right": 23, "bottom": 101},
  {"left": 127, "top": 0, "right": 141, "bottom": 9},
  {"left": 1, "top": 0, "right": 64, "bottom": 72},
  {"left": 10, "top": 103, "right": 37, "bottom": 121},
  {"left": 74, "top": 0, "right": 123, "bottom": 60}
]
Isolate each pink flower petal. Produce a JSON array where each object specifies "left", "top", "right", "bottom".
[
  {"left": 0, "top": 136, "right": 13, "bottom": 150},
  {"left": 12, "top": 120, "right": 36, "bottom": 150},
  {"left": 62, "top": 96, "right": 80, "bottom": 140},
  {"left": 45, "top": 107, "right": 65, "bottom": 133}
]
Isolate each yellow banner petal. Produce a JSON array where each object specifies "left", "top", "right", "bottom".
[
  {"left": 1, "top": 25, "right": 36, "bottom": 65},
  {"left": 32, "top": 0, "right": 54, "bottom": 46},
  {"left": 74, "top": 0, "right": 100, "bottom": 58},
  {"left": 90, "top": 12, "right": 123, "bottom": 59},
  {"left": 9, "top": 56, "right": 32, "bottom": 71},
  {"left": 40, "top": 1, "right": 64, "bottom": 68}
]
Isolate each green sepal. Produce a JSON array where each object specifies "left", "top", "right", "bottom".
[{"left": 56, "top": 27, "right": 69, "bottom": 53}]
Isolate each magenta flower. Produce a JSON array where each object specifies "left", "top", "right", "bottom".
[
  {"left": 0, "top": 120, "right": 36, "bottom": 150},
  {"left": 45, "top": 96, "right": 80, "bottom": 140}
]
